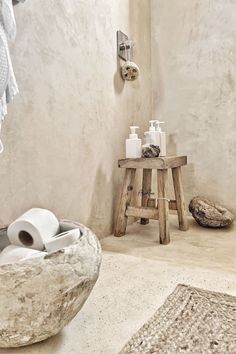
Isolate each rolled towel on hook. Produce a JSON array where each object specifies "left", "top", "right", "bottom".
[
  {"left": 118, "top": 34, "right": 140, "bottom": 81},
  {"left": 121, "top": 60, "right": 140, "bottom": 81}
]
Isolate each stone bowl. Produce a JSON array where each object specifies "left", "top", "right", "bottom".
[{"left": 0, "top": 220, "right": 102, "bottom": 348}]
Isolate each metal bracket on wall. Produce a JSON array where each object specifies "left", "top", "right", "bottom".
[{"left": 117, "top": 30, "right": 134, "bottom": 62}]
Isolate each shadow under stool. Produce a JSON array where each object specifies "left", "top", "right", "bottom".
[{"left": 114, "top": 156, "right": 189, "bottom": 244}]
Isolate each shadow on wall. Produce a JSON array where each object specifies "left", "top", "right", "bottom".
[
  {"left": 150, "top": 34, "right": 165, "bottom": 117},
  {"left": 168, "top": 134, "right": 177, "bottom": 155},
  {"left": 182, "top": 162, "right": 197, "bottom": 209},
  {"left": 128, "top": 0, "right": 147, "bottom": 49},
  {"left": 87, "top": 164, "right": 142, "bottom": 238},
  {"left": 166, "top": 133, "right": 198, "bottom": 210},
  {"left": 87, "top": 166, "right": 117, "bottom": 238},
  {"left": 113, "top": 56, "right": 125, "bottom": 94}
]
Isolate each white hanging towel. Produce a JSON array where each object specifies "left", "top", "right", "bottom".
[{"left": 0, "top": 0, "right": 22, "bottom": 153}]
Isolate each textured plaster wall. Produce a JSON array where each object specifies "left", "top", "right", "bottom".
[
  {"left": 151, "top": 0, "right": 236, "bottom": 213},
  {"left": 0, "top": 0, "right": 151, "bottom": 237}
]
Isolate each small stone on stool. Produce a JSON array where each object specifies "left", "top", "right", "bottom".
[{"left": 142, "top": 145, "right": 160, "bottom": 158}]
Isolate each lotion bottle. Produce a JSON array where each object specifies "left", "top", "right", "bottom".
[
  {"left": 147, "top": 120, "right": 157, "bottom": 145},
  {"left": 155, "top": 121, "right": 166, "bottom": 156},
  {"left": 126, "top": 126, "right": 142, "bottom": 158}
]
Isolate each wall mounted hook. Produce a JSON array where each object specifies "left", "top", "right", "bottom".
[
  {"left": 117, "top": 30, "right": 140, "bottom": 81},
  {"left": 117, "top": 30, "right": 134, "bottom": 62}
]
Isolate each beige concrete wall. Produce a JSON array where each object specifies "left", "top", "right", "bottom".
[
  {"left": 0, "top": 0, "right": 151, "bottom": 237},
  {"left": 151, "top": 0, "right": 236, "bottom": 213}
]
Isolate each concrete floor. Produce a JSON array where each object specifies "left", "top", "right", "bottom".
[
  {"left": 102, "top": 216, "right": 236, "bottom": 273},
  {"left": 1, "top": 216, "right": 236, "bottom": 354}
]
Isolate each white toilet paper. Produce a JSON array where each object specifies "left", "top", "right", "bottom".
[
  {"left": 0, "top": 245, "right": 45, "bottom": 265},
  {"left": 7, "top": 208, "right": 60, "bottom": 251},
  {"left": 45, "top": 228, "right": 80, "bottom": 253}
]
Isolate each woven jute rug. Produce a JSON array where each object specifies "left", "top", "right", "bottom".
[{"left": 120, "top": 284, "right": 236, "bottom": 354}]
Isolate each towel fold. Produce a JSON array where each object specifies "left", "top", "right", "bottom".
[
  {"left": 0, "top": 0, "right": 21, "bottom": 152},
  {"left": 0, "top": 0, "right": 16, "bottom": 42}
]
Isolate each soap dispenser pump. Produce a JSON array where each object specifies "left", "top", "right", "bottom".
[
  {"left": 126, "top": 126, "right": 142, "bottom": 158},
  {"left": 155, "top": 121, "right": 166, "bottom": 156}
]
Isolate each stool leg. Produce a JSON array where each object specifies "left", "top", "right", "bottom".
[
  {"left": 157, "top": 169, "right": 170, "bottom": 244},
  {"left": 114, "top": 168, "right": 136, "bottom": 237},
  {"left": 172, "top": 167, "right": 189, "bottom": 231},
  {"left": 140, "top": 169, "right": 152, "bottom": 225}
]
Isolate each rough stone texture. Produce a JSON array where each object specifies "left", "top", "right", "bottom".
[
  {"left": 151, "top": 0, "right": 236, "bottom": 214},
  {"left": 0, "top": 0, "right": 151, "bottom": 239},
  {"left": 0, "top": 221, "right": 102, "bottom": 348},
  {"left": 189, "top": 197, "right": 234, "bottom": 228}
]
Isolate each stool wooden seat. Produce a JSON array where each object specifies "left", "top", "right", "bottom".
[{"left": 114, "top": 156, "right": 188, "bottom": 244}]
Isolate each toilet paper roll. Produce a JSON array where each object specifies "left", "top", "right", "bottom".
[
  {"left": 45, "top": 228, "right": 80, "bottom": 253},
  {"left": 7, "top": 208, "right": 60, "bottom": 251},
  {"left": 0, "top": 245, "right": 45, "bottom": 265}
]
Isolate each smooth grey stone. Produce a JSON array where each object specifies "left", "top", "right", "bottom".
[{"left": 189, "top": 197, "right": 234, "bottom": 228}]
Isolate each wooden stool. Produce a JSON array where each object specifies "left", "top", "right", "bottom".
[{"left": 114, "top": 156, "right": 188, "bottom": 244}]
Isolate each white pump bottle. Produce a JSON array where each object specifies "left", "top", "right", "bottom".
[
  {"left": 126, "top": 126, "right": 142, "bottom": 158},
  {"left": 148, "top": 120, "right": 157, "bottom": 145},
  {"left": 155, "top": 121, "right": 166, "bottom": 157}
]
